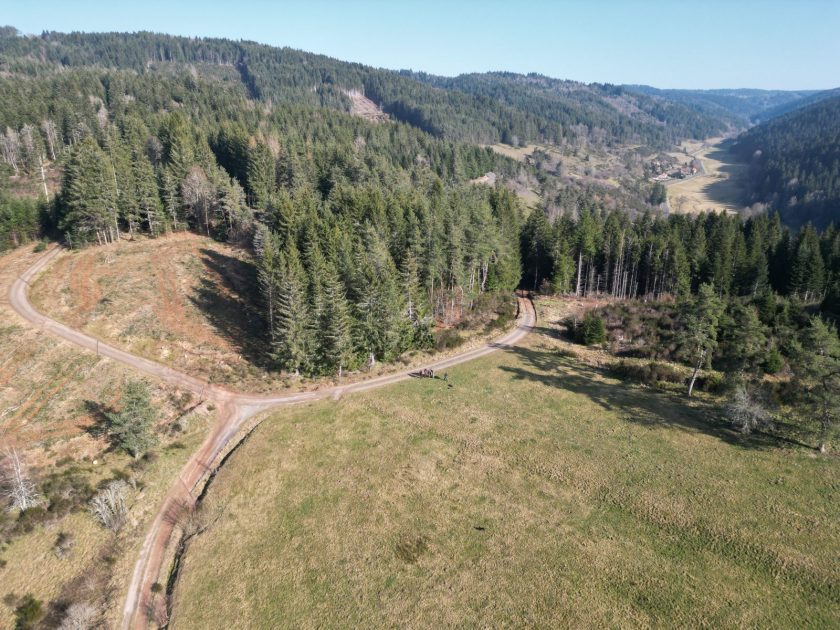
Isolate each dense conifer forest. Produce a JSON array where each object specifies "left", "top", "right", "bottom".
[
  {"left": 0, "top": 29, "right": 733, "bottom": 148},
  {"left": 1, "top": 26, "right": 838, "bottom": 380},
  {"left": 733, "top": 96, "right": 840, "bottom": 229}
]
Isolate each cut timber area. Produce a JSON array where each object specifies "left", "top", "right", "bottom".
[{"left": 345, "top": 89, "right": 389, "bottom": 122}]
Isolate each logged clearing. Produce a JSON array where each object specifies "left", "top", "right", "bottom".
[
  {"left": 0, "top": 244, "right": 215, "bottom": 628},
  {"left": 1, "top": 244, "right": 202, "bottom": 460},
  {"left": 30, "top": 233, "right": 515, "bottom": 394},
  {"left": 30, "top": 233, "right": 270, "bottom": 389},
  {"left": 666, "top": 138, "right": 748, "bottom": 215},
  {"left": 170, "top": 296, "right": 840, "bottom": 628},
  {"left": 345, "top": 89, "right": 389, "bottom": 123}
]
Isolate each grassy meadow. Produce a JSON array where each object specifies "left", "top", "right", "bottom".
[
  {"left": 170, "top": 298, "right": 840, "bottom": 628},
  {"left": 667, "top": 138, "right": 748, "bottom": 215}
]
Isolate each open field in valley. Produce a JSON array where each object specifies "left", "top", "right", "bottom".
[
  {"left": 666, "top": 138, "right": 749, "bottom": 215},
  {"left": 169, "top": 296, "right": 840, "bottom": 628}
]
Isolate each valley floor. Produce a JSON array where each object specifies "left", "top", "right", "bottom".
[
  {"left": 169, "top": 297, "right": 840, "bottom": 628},
  {"left": 666, "top": 137, "right": 748, "bottom": 215}
]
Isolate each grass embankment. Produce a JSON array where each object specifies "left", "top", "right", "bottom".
[
  {"left": 170, "top": 297, "right": 840, "bottom": 628},
  {"left": 30, "top": 233, "right": 265, "bottom": 389},
  {"left": 0, "top": 244, "right": 214, "bottom": 627}
]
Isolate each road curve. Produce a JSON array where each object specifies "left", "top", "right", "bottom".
[{"left": 8, "top": 245, "right": 535, "bottom": 629}]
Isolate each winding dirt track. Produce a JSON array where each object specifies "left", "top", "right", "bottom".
[{"left": 8, "top": 245, "right": 536, "bottom": 629}]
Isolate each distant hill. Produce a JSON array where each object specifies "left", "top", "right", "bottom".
[
  {"left": 0, "top": 31, "right": 731, "bottom": 149},
  {"left": 751, "top": 87, "right": 840, "bottom": 123},
  {"left": 732, "top": 95, "right": 840, "bottom": 228},
  {"left": 625, "top": 86, "right": 819, "bottom": 126},
  {"left": 407, "top": 71, "right": 731, "bottom": 147}
]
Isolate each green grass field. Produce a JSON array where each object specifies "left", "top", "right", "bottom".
[{"left": 170, "top": 299, "right": 840, "bottom": 628}]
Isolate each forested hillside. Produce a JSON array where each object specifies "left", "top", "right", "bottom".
[
  {"left": 749, "top": 87, "right": 840, "bottom": 123},
  {"left": 733, "top": 95, "right": 840, "bottom": 228},
  {"left": 411, "top": 71, "right": 730, "bottom": 146},
  {"left": 0, "top": 27, "right": 530, "bottom": 376},
  {"left": 626, "top": 86, "right": 817, "bottom": 125},
  {"left": 0, "top": 29, "right": 733, "bottom": 149},
  {"left": 1, "top": 27, "right": 838, "bottom": 378}
]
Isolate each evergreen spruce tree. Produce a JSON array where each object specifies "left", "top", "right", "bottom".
[
  {"left": 246, "top": 141, "right": 276, "bottom": 209},
  {"left": 679, "top": 283, "right": 724, "bottom": 396},
  {"left": 131, "top": 148, "right": 164, "bottom": 236},
  {"left": 61, "top": 137, "right": 119, "bottom": 245},
  {"left": 273, "top": 244, "right": 313, "bottom": 375},
  {"left": 256, "top": 227, "right": 283, "bottom": 344},
  {"left": 105, "top": 380, "right": 157, "bottom": 458},
  {"left": 318, "top": 263, "right": 354, "bottom": 376},
  {"left": 793, "top": 317, "right": 840, "bottom": 452},
  {"left": 720, "top": 302, "right": 768, "bottom": 375}
]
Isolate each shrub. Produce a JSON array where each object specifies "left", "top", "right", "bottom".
[
  {"left": 14, "top": 506, "right": 47, "bottom": 534},
  {"left": 58, "top": 602, "right": 98, "bottom": 630},
  {"left": 435, "top": 328, "right": 464, "bottom": 351},
  {"left": 696, "top": 372, "right": 725, "bottom": 393},
  {"left": 89, "top": 480, "right": 129, "bottom": 532},
  {"left": 727, "top": 385, "right": 773, "bottom": 435},
  {"left": 14, "top": 594, "right": 43, "bottom": 630},
  {"left": 610, "top": 361, "right": 683, "bottom": 386},
  {"left": 54, "top": 531, "right": 75, "bottom": 558},
  {"left": 764, "top": 349, "right": 784, "bottom": 374},
  {"left": 576, "top": 312, "right": 607, "bottom": 346}
]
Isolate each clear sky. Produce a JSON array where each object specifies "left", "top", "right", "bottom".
[{"left": 3, "top": 0, "right": 838, "bottom": 90}]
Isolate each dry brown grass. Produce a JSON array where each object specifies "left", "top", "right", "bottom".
[
  {"left": 666, "top": 138, "right": 747, "bottom": 215},
  {"left": 31, "top": 233, "right": 268, "bottom": 389},
  {"left": 0, "top": 243, "right": 214, "bottom": 628},
  {"left": 29, "top": 233, "right": 518, "bottom": 394},
  {"left": 169, "top": 297, "right": 840, "bottom": 628}
]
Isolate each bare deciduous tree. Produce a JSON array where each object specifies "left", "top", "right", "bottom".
[
  {"left": 89, "top": 480, "right": 130, "bottom": 531},
  {"left": 181, "top": 166, "right": 214, "bottom": 236},
  {"left": 1, "top": 126, "right": 21, "bottom": 175},
  {"left": 1, "top": 448, "right": 43, "bottom": 512},
  {"left": 58, "top": 602, "right": 98, "bottom": 630},
  {"left": 727, "top": 385, "right": 772, "bottom": 435},
  {"left": 41, "top": 119, "right": 59, "bottom": 161}
]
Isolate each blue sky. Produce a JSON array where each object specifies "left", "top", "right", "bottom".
[{"left": 3, "top": 0, "right": 838, "bottom": 90}]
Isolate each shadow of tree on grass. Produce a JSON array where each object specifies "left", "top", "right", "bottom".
[
  {"left": 499, "top": 341, "right": 791, "bottom": 452},
  {"left": 188, "top": 248, "right": 270, "bottom": 369}
]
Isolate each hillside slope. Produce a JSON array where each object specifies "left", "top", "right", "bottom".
[
  {"left": 1, "top": 30, "right": 730, "bottom": 149},
  {"left": 732, "top": 95, "right": 840, "bottom": 228},
  {"left": 411, "top": 71, "right": 732, "bottom": 146},
  {"left": 626, "top": 86, "right": 818, "bottom": 125}
]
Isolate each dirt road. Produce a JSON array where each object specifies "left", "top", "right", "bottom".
[{"left": 8, "top": 245, "right": 535, "bottom": 629}]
